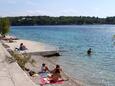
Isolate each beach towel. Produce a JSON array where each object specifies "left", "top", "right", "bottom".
[
  {"left": 39, "top": 72, "right": 64, "bottom": 85},
  {"left": 39, "top": 72, "right": 49, "bottom": 78},
  {"left": 39, "top": 77, "right": 64, "bottom": 85}
]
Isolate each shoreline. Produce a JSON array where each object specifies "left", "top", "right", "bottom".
[{"left": 1, "top": 36, "right": 83, "bottom": 86}]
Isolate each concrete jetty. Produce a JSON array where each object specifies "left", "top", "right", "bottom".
[
  {"left": 0, "top": 43, "right": 38, "bottom": 86},
  {"left": 2, "top": 39, "right": 59, "bottom": 56}
]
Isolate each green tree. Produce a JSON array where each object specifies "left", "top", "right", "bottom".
[{"left": 0, "top": 18, "right": 10, "bottom": 36}]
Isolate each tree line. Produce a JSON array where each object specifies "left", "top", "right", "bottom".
[
  {"left": 0, "top": 18, "right": 10, "bottom": 36},
  {"left": 1, "top": 16, "right": 115, "bottom": 26}
]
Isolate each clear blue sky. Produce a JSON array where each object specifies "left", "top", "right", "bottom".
[{"left": 0, "top": 0, "right": 115, "bottom": 18}]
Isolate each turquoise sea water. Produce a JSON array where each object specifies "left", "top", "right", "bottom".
[{"left": 10, "top": 25, "right": 115, "bottom": 86}]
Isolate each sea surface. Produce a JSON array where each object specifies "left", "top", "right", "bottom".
[{"left": 10, "top": 25, "right": 115, "bottom": 86}]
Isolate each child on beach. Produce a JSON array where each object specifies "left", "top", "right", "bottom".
[{"left": 40, "top": 63, "right": 50, "bottom": 73}]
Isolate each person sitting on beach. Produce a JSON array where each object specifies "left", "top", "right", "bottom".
[
  {"left": 48, "top": 65, "right": 62, "bottom": 83},
  {"left": 87, "top": 48, "right": 92, "bottom": 55},
  {"left": 19, "top": 43, "right": 27, "bottom": 50},
  {"left": 40, "top": 63, "right": 49, "bottom": 73}
]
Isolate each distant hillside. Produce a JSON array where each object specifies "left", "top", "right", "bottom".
[{"left": 1, "top": 16, "right": 115, "bottom": 26}]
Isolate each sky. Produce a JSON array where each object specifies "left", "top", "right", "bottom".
[{"left": 0, "top": 0, "right": 115, "bottom": 18}]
